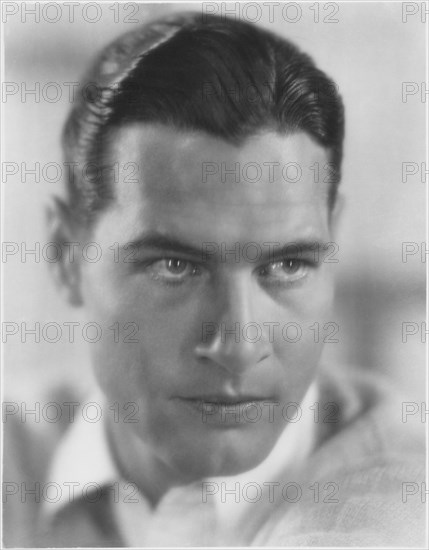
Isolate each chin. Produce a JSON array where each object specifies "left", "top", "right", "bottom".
[{"left": 169, "top": 431, "right": 278, "bottom": 481}]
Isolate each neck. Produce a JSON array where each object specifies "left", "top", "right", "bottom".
[{"left": 105, "top": 417, "right": 191, "bottom": 507}]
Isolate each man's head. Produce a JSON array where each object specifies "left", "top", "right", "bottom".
[{"left": 52, "top": 13, "right": 344, "bottom": 487}]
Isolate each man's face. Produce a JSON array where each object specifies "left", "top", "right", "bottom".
[{"left": 77, "top": 124, "right": 336, "bottom": 480}]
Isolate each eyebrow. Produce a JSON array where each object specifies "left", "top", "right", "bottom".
[
  {"left": 124, "top": 234, "right": 206, "bottom": 259},
  {"left": 122, "top": 233, "right": 325, "bottom": 262}
]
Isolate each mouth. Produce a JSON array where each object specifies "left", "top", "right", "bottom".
[
  {"left": 182, "top": 395, "right": 269, "bottom": 405},
  {"left": 174, "top": 395, "right": 277, "bottom": 425}
]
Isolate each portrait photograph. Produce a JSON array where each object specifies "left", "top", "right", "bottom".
[{"left": 1, "top": 0, "right": 427, "bottom": 547}]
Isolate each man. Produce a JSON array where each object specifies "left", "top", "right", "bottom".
[{"left": 3, "top": 11, "right": 425, "bottom": 547}]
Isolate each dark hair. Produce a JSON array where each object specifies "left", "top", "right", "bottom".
[{"left": 63, "top": 12, "right": 345, "bottom": 226}]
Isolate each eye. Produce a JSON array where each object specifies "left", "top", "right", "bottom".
[
  {"left": 148, "top": 258, "right": 200, "bottom": 284},
  {"left": 258, "top": 259, "right": 310, "bottom": 284}
]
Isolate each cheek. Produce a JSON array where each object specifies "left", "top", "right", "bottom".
[
  {"left": 272, "top": 272, "right": 334, "bottom": 390},
  {"left": 78, "top": 262, "right": 141, "bottom": 399},
  {"left": 80, "top": 265, "right": 200, "bottom": 401}
]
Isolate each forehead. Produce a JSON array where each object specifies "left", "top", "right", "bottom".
[{"left": 98, "top": 124, "right": 331, "bottom": 244}]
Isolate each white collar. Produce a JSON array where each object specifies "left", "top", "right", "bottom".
[{"left": 41, "top": 390, "right": 118, "bottom": 519}]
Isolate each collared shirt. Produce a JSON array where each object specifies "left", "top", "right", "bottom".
[{"left": 40, "top": 383, "right": 318, "bottom": 546}]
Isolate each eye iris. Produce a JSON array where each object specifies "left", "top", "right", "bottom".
[
  {"left": 283, "top": 259, "right": 300, "bottom": 273},
  {"left": 167, "top": 259, "right": 187, "bottom": 274}
]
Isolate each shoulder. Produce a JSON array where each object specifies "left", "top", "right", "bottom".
[
  {"left": 253, "top": 364, "right": 426, "bottom": 547},
  {"left": 254, "top": 453, "right": 425, "bottom": 547},
  {"left": 314, "top": 362, "right": 424, "bottom": 458},
  {"left": 3, "top": 386, "right": 83, "bottom": 547}
]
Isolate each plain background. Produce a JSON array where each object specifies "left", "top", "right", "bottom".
[{"left": 2, "top": 1, "right": 426, "bottom": 408}]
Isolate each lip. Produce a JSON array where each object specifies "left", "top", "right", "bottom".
[
  {"left": 174, "top": 395, "right": 277, "bottom": 425},
  {"left": 180, "top": 395, "right": 270, "bottom": 404}
]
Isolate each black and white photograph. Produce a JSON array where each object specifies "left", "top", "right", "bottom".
[{"left": 1, "top": 0, "right": 427, "bottom": 547}]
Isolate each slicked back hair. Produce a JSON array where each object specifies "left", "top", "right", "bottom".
[{"left": 63, "top": 12, "right": 345, "bottom": 226}]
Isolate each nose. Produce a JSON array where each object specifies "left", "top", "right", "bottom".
[{"left": 195, "top": 274, "right": 272, "bottom": 375}]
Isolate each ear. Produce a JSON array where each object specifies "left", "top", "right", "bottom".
[
  {"left": 46, "top": 197, "right": 84, "bottom": 306},
  {"left": 329, "top": 192, "right": 344, "bottom": 240}
]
